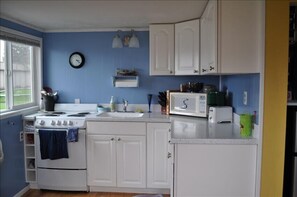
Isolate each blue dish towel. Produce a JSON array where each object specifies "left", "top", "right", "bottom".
[
  {"left": 39, "top": 130, "right": 69, "bottom": 160},
  {"left": 67, "top": 127, "right": 79, "bottom": 142}
]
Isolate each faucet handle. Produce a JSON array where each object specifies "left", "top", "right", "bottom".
[{"left": 123, "top": 99, "right": 128, "bottom": 105}]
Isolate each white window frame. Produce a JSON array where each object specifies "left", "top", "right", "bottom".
[{"left": 0, "top": 26, "right": 42, "bottom": 116}]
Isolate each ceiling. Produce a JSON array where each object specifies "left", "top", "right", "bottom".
[{"left": 0, "top": 0, "right": 208, "bottom": 32}]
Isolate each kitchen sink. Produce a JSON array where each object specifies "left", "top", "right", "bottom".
[{"left": 97, "top": 112, "right": 144, "bottom": 118}]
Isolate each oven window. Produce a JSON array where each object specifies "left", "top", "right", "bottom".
[{"left": 0, "top": 28, "right": 41, "bottom": 112}]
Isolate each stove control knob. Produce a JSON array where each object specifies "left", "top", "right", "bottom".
[
  {"left": 51, "top": 120, "right": 56, "bottom": 126},
  {"left": 57, "top": 120, "right": 61, "bottom": 126},
  {"left": 39, "top": 120, "right": 45, "bottom": 126},
  {"left": 62, "top": 120, "right": 67, "bottom": 126},
  {"left": 68, "top": 121, "right": 73, "bottom": 126}
]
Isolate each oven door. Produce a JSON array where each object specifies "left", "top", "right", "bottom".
[{"left": 35, "top": 129, "right": 86, "bottom": 169}]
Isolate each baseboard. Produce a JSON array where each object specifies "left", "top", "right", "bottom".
[{"left": 13, "top": 185, "right": 30, "bottom": 197}]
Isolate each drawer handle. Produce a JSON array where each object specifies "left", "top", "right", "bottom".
[
  {"left": 117, "top": 138, "right": 121, "bottom": 141},
  {"left": 210, "top": 66, "right": 215, "bottom": 71},
  {"left": 167, "top": 152, "right": 172, "bottom": 159},
  {"left": 111, "top": 138, "right": 115, "bottom": 141},
  {"left": 193, "top": 69, "right": 198, "bottom": 73}
]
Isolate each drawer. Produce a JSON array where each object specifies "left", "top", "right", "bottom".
[{"left": 87, "top": 122, "right": 146, "bottom": 135}]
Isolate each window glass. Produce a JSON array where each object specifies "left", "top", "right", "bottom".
[
  {"left": 0, "top": 40, "right": 7, "bottom": 110},
  {"left": 12, "top": 42, "right": 33, "bottom": 106},
  {"left": 0, "top": 28, "right": 41, "bottom": 112}
]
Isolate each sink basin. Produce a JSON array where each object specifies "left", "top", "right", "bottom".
[{"left": 98, "top": 112, "right": 144, "bottom": 118}]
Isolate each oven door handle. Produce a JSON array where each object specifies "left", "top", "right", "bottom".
[
  {"left": 36, "top": 128, "right": 68, "bottom": 134},
  {"left": 36, "top": 129, "right": 86, "bottom": 134}
]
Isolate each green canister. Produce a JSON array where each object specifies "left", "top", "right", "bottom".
[{"left": 240, "top": 114, "right": 253, "bottom": 137}]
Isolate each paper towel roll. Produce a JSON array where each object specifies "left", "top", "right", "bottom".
[{"left": 0, "top": 139, "right": 4, "bottom": 163}]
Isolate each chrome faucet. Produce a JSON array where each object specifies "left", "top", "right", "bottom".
[{"left": 122, "top": 99, "right": 128, "bottom": 112}]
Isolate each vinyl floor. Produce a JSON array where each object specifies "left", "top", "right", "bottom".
[{"left": 22, "top": 190, "right": 170, "bottom": 197}]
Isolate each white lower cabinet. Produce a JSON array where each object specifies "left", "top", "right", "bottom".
[
  {"left": 174, "top": 144, "right": 257, "bottom": 197},
  {"left": 87, "top": 122, "right": 146, "bottom": 188},
  {"left": 117, "top": 135, "right": 146, "bottom": 188},
  {"left": 147, "top": 123, "right": 171, "bottom": 189},
  {"left": 87, "top": 135, "right": 117, "bottom": 187}
]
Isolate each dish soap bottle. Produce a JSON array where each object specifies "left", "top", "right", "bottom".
[{"left": 110, "top": 96, "right": 115, "bottom": 112}]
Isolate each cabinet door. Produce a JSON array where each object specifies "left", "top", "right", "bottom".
[
  {"left": 116, "top": 136, "right": 146, "bottom": 188},
  {"left": 149, "top": 24, "right": 174, "bottom": 75},
  {"left": 218, "top": 0, "right": 264, "bottom": 73},
  {"left": 174, "top": 144, "right": 257, "bottom": 197},
  {"left": 147, "top": 123, "right": 171, "bottom": 188},
  {"left": 175, "top": 19, "right": 200, "bottom": 75},
  {"left": 200, "top": 0, "right": 218, "bottom": 74},
  {"left": 87, "top": 135, "right": 116, "bottom": 187}
]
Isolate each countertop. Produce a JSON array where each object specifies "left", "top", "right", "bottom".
[
  {"left": 24, "top": 111, "right": 258, "bottom": 145},
  {"left": 88, "top": 112, "right": 258, "bottom": 145},
  {"left": 170, "top": 116, "right": 258, "bottom": 145},
  {"left": 86, "top": 112, "right": 171, "bottom": 123}
]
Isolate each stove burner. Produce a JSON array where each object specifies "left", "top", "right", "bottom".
[
  {"left": 52, "top": 112, "right": 66, "bottom": 115},
  {"left": 78, "top": 112, "right": 90, "bottom": 115},
  {"left": 45, "top": 114, "right": 60, "bottom": 117},
  {"left": 68, "top": 114, "right": 85, "bottom": 117}
]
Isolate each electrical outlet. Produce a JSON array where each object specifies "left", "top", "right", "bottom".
[
  {"left": 243, "top": 91, "right": 248, "bottom": 105},
  {"left": 74, "top": 98, "right": 80, "bottom": 104},
  {"left": 19, "top": 131, "right": 24, "bottom": 142}
]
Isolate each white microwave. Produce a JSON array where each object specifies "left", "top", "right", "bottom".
[{"left": 169, "top": 92, "right": 208, "bottom": 117}]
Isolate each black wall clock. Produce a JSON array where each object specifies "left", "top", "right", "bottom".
[{"left": 69, "top": 52, "right": 85, "bottom": 69}]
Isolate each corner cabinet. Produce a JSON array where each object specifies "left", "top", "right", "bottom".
[
  {"left": 175, "top": 19, "right": 200, "bottom": 75},
  {"left": 87, "top": 122, "right": 146, "bottom": 189},
  {"left": 149, "top": 24, "right": 175, "bottom": 76},
  {"left": 147, "top": 123, "right": 171, "bottom": 189},
  {"left": 200, "top": 0, "right": 218, "bottom": 74},
  {"left": 218, "top": 0, "right": 264, "bottom": 74}
]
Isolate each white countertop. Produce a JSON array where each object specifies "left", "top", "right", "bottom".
[
  {"left": 86, "top": 112, "right": 171, "bottom": 123},
  {"left": 170, "top": 116, "right": 258, "bottom": 145},
  {"left": 25, "top": 111, "right": 258, "bottom": 145}
]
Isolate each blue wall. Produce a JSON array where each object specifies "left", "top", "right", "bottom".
[
  {"left": 0, "top": 18, "right": 43, "bottom": 197},
  {"left": 221, "top": 74, "right": 260, "bottom": 123},
  {"left": 43, "top": 31, "right": 219, "bottom": 104},
  {"left": 0, "top": 115, "right": 27, "bottom": 197}
]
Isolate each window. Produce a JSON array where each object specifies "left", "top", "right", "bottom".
[{"left": 0, "top": 27, "right": 41, "bottom": 112}]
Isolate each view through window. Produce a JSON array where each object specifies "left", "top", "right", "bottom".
[{"left": 0, "top": 29, "right": 40, "bottom": 112}]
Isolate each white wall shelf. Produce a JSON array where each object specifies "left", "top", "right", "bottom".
[{"left": 112, "top": 76, "right": 139, "bottom": 87}]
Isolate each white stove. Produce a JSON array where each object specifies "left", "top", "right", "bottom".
[
  {"left": 34, "top": 103, "right": 97, "bottom": 191},
  {"left": 35, "top": 104, "right": 97, "bottom": 128}
]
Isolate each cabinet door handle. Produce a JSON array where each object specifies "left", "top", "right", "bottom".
[
  {"left": 193, "top": 69, "right": 199, "bottom": 73},
  {"left": 210, "top": 66, "right": 215, "bottom": 71},
  {"left": 170, "top": 70, "right": 173, "bottom": 74},
  {"left": 167, "top": 152, "right": 172, "bottom": 159},
  {"left": 202, "top": 69, "right": 207, "bottom": 72},
  {"left": 117, "top": 138, "right": 121, "bottom": 141},
  {"left": 111, "top": 138, "right": 114, "bottom": 141}
]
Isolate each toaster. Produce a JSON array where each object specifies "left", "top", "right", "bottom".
[{"left": 208, "top": 106, "right": 233, "bottom": 123}]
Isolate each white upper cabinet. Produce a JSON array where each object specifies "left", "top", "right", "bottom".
[
  {"left": 218, "top": 0, "right": 264, "bottom": 73},
  {"left": 200, "top": 0, "right": 218, "bottom": 74},
  {"left": 149, "top": 24, "right": 174, "bottom": 75},
  {"left": 175, "top": 19, "right": 200, "bottom": 75}
]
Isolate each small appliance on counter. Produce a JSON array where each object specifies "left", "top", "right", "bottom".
[
  {"left": 208, "top": 106, "right": 233, "bottom": 123},
  {"left": 169, "top": 92, "right": 208, "bottom": 117}
]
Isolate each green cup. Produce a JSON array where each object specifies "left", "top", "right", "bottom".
[{"left": 240, "top": 114, "right": 252, "bottom": 137}]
